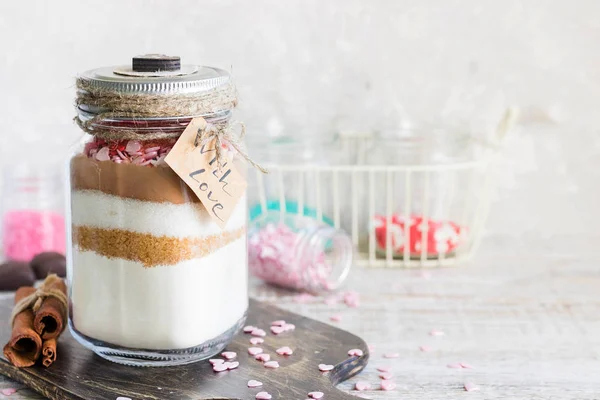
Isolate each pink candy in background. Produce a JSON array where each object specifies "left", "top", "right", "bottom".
[
  {"left": 2, "top": 210, "right": 65, "bottom": 261},
  {"left": 248, "top": 223, "right": 333, "bottom": 291}
]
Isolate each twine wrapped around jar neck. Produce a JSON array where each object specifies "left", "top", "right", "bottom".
[{"left": 74, "top": 77, "right": 266, "bottom": 173}]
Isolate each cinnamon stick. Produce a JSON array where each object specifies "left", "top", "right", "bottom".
[
  {"left": 41, "top": 338, "right": 57, "bottom": 367},
  {"left": 2, "top": 287, "right": 42, "bottom": 368},
  {"left": 33, "top": 276, "right": 67, "bottom": 340}
]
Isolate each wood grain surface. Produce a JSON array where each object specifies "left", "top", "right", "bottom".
[
  {"left": 2, "top": 235, "right": 600, "bottom": 399},
  {"left": 0, "top": 299, "right": 367, "bottom": 399}
]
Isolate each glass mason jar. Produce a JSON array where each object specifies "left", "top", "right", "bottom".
[
  {"left": 1, "top": 162, "right": 65, "bottom": 261},
  {"left": 363, "top": 125, "right": 476, "bottom": 259},
  {"left": 67, "top": 57, "right": 247, "bottom": 366}
]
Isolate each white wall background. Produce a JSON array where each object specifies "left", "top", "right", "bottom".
[{"left": 0, "top": 0, "right": 598, "bottom": 240}]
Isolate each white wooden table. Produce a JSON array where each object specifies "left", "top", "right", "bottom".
[{"left": 2, "top": 232, "right": 599, "bottom": 399}]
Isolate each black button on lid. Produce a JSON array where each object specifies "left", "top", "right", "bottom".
[{"left": 132, "top": 54, "right": 181, "bottom": 72}]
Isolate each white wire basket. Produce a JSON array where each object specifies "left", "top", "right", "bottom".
[{"left": 248, "top": 113, "right": 514, "bottom": 268}]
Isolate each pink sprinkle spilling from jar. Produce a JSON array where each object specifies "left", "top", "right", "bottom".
[
  {"left": 429, "top": 329, "right": 445, "bottom": 336},
  {"left": 383, "top": 353, "right": 400, "bottom": 359},
  {"left": 330, "top": 315, "right": 342, "bottom": 322},
  {"left": 250, "top": 337, "right": 264, "bottom": 345},
  {"left": 354, "top": 381, "right": 371, "bottom": 391},
  {"left": 419, "top": 345, "right": 432, "bottom": 352},
  {"left": 248, "top": 223, "right": 334, "bottom": 291},
  {"left": 251, "top": 328, "right": 266, "bottom": 337},
  {"left": 2, "top": 210, "right": 65, "bottom": 261},
  {"left": 1, "top": 388, "right": 17, "bottom": 396},
  {"left": 343, "top": 291, "right": 360, "bottom": 308}
]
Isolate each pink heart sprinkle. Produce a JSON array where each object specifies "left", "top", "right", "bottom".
[
  {"left": 226, "top": 361, "right": 239, "bottom": 370},
  {"left": 376, "top": 366, "right": 390, "bottom": 372},
  {"left": 464, "top": 382, "right": 479, "bottom": 392},
  {"left": 271, "top": 320, "right": 286, "bottom": 326},
  {"left": 209, "top": 358, "right": 224, "bottom": 365},
  {"left": 460, "top": 362, "right": 474, "bottom": 369},
  {"left": 116, "top": 397, "right": 132, "bottom": 400},
  {"left": 282, "top": 323, "right": 295, "bottom": 331},
  {"left": 380, "top": 380, "right": 396, "bottom": 391},
  {"left": 419, "top": 345, "right": 432, "bottom": 352},
  {"left": 250, "top": 337, "right": 264, "bottom": 345},
  {"left": 308, "top": 391, "right": 324, "bottom": 399},
  {"left": 248, "top": 380, "right": 263, "bottom": 388},
  {"left": 213, "top": 363, "right": 228, "bottom": 372},
  {"left": 221, "top": 351, "right": 237, "bottom": 360},
  {"left": 1, "top": 388, "right": 17, "bottom": 396},
  {"left": 125, "top": 140, "right": 142, "bottom": 153},
  {"left": 430, "top": 329, "right": 445, "bottom": 336},
  {"left": 383, "top": 353, "right": 400, "bottom": 359},
  {"left": 276, "top": 346, "right": 293, "bottom": 356},
  {"left": 251, "top": 328, "right": 267, "bottom": 337},
  {"left": 243, "top": 325, "right": 256, "bottom": 333},
  {"left": 95, "top": 147, "right": 110, "bottom": 162},
  {"left": 248, "top": 347, "right": 263, "bottom": 356},
  {"left": 354, "top": 381, "right": 371, "bottom": 391},
  {"left": 348, "top": 348, "right": 363, "bottom": 357},
  {"left": 330, "top": 315, "right": 342, "bottom": 322},
  {"left": 447, "top": 363, "right": 462, "bottom": 369},
  {"left": 256, "top": 392, "right": 272, "bottom": 399},
  {"left": 319, "top": 364, "right": 334, "bottom": 372},
  {"left": 255, "top": 353, "right": 271, "bottom": 362},
  {"left": 271, "top": 326, "right": 285, "bottom": 335},
  {"left": 379, "top": 372, "right": 393, "bottom": 380},
  {"left": 264, "top": 361, "right": 280, "bottom": 369}
]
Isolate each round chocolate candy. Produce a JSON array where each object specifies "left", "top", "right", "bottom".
[
  {"left": 0, "top": 261, "right": 36, "bottom": 291},
  {"left": 30, "top": 252, "right": 66, "bottom": 279}
]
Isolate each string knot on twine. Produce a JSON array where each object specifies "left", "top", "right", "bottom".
[
  {"left": 9, "top": 274, "right": 68, "bottom": 327},
  {"left": 195, "top": 122, "right": 268, "bottom": 174}
]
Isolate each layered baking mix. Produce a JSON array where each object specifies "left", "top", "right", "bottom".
[{"left": 69, "top": 140, "right": 248, "bottom": 350}]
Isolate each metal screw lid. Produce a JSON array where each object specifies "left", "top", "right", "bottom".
[{"left": 77, "top": 54, "right": 231, "bottom": 95}]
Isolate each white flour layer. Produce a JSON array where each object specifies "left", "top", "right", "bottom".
[
  {"left": 70, "top": 237, "right": 248, "bottom": 350},
  {"left": 71, "top": 190, "right": 246, "bottom": 238}
]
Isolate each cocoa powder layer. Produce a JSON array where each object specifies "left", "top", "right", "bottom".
[
  {"left": 70, "top": 154, "right": 201, "bottom": 204},
  {"left": 73, "top": 225, "right": 245, "bottom": 267}
]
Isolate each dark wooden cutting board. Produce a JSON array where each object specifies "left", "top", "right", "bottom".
[{"left": 0, "top": 297, "right": 368, "bottom": 399}]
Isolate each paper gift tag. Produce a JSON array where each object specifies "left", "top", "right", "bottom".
[{"left": 165, "top": 117, "right": 247, "bottom": 229}]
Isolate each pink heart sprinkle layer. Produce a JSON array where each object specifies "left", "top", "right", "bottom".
[
  {"left": 379, "top": 372, "right": 393, "bottom": 380},
  {"left": 383, "top": 353, "right": 400, "bottom": 359},
  {"left": 380, "top": 380, "right": 396, "bottom": 391},
  {"left": 264, "top": 361, "right": 280, "bottom": 369},
  {"left": 348, "top": 348, "right": 363, "bottom": 357},
  {"left": 251, "top": 328, "right": 267, "bottom": 337},
  {"left": 276, "top": 346, "right": 294, "bottom": 356},
  {"left": 271, "top": 320, "right": 286, "bottom": 326},
  {"left": 221, "top": 351, "right": 237, "bottom": 360},
  {"left": 256, "top": 392, "right": 272, "bottom": 400},
  {"left": 250, "top": 337, "right": 264, "bottom": 345},
  {"left": 354, "top": 381, "right": 371, "bottom": 391},
  {"left": 319, "top": 364, "right": 334, "bottom": 372},
  {"left": 1, "top": 388, "right": 17, "bottom": 396},
  {"left": 248, "top": 347, "right": 264, "bottom": 356},
  {"left": 243, "top": 325, "right": 257, "bottom": 333},
  {"left": 308, "top": 391, "right": 324, "bottom": 399},
  {"left": 464, "top": 382, "right": 480, "bottom": 392},
  {"left": 248, "top": 380, "right": 263, "bottom": 388},
  {"left": 255, "top": 353, "right": 271, "bottom": 362}
]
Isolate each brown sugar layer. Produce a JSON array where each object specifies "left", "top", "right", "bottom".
[
  {"left": 70, "top": 154, "right": 201, "bottom": 204},
  {"left": 73, "top": 225, "right": 246, "bottom": 268}
]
